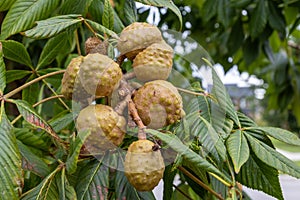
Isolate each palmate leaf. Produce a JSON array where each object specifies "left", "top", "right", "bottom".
[
  {"left": 147, "top": 129, "right": 231, "bottom": 183},
  {"left": 226, "top": 130, "right": 249, "bottom": 173},
  {"left": 0, "top": 106, "right": 23, "bottom": 199},
  {"left": 25, "top": 14, "right": 83, "bottom": 39},
  {"left": 0, "top": 45, "right": 6, "bottom": 93},
  {"left": 236, "top": 153, "right": 283, "bottom": 200},
  {"left": 135, "top": 0, "right": 182, "bottom": 30},
  {"left": 246, "top": 126, "right": 300, "bottom": 146},
  {"left": 17, "top": 140, "right": 50, "bottom": 178},
  {"left": 15, "top": 128, "right": 50, "bottom": 151},
  {"left": 245, "top": 133, "right": 300, "bottom": 178},
  {"left": 1, "top": 40, "right": 33, "bottom": 68},
  {"left": 0, "top": 0, "right": 60, "bottom": 39},
  {"left": 59, "top": 0, "right": 93, "bottom": 15},
  {"left": 75, "top": 159, "right": 109, "bottom": 200},
  {"left": 124, "top": 0, "right": 137, "bottom": 24}
]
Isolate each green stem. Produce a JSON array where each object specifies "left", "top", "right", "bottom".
[
  {"left": 3, "top": 70, "right": 65, "bottom": 99},
  {"left": 178, "top": 166, "right": 225, "bottom": 200}
]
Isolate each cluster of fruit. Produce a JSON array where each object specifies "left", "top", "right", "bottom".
[{"left": 61, "top": 22, "right": 185, "bottom": 191}]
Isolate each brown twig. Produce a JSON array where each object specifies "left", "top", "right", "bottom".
[
  {"left": 172, "top": 184, "right": 194, "bottom": 200},
  {"left": 178, "top": 166, "right": 224, "bottom": 200},
  {"left": 128, "top": 98, "right": 146, "bottom": 140}
]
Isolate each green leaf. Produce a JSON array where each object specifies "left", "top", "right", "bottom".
[
  {"left": 56, "top": 170, "right": 77, "bottom": 200},
  {"left": 17, "top": 140, "right": 50, "bottom": 178},
  {"left": 102, "top": 0, "right": 114, "bottom": 30},
  {"left": 85, "top": 19, "right": 118, "bottom": 38},
  {"left": 202, "top": 0, "right": 218, "bottom": 22},
  {"left": 1, "top": 40, "right": 33, "bottom": 68},
  {"left": 25, "top": 14, "right": 82, "bottom": 39},
  {"left": 76, "top": 159, "right": 109, "bottom": 200},
  {"left": 249, "top": 0, "right": 268, "bottom": 38},
  {"left": 12, "top": 99, "right": 58, "bottom": 141},
  {"left": 0, "top": 0, "right": 17, "bottom": 11},
  {"left": 37, "top": 32, "right": 73, "bottom": 69},
  {"left": 135, "top": 0, "right": 182, "bottom": 30},
  {"left": 163, "top": 165, "right": 177, "bottom": 200},
  {"left": 147, "top": 129, "right": 231, "bottom": 183},
  {"left": 15, "top": 128, "right": 50, "bottom": 151},
  {"left": 60, "top": 0, "right": 93, "bottom": 15},
  {"left": 226, "top": 130, "right": 249, "bottom": 173},
  {"left": 199, "top": 115, "right": 227, "bottom": 161},
  {"left": 217, "top": 0, "right": 230, "bottom": 28},
  {"left": 0, "top": 107, "right": 23, "bottom": 199},
  {"left": 242, "top": 37, "right": 260, "bottom": 66},
  {"left": 246, "top": 127, "right": 300, "bottom": 146},
  {"left": 227, "top": 18, "right": 244, "bottom": 55},
  {"left": 124, "top": 0, "right": 137, "bottom": 24},
  {"left": 21, "top": 74, "right": 39, "bottom": 105},
  {"left": 1, "top": 0, "right": 61, "bottom": 39},
  {"left": 236, "top": 153, "right": 283, "bottom": 200},
  {"left": 0, "top": 44, "right": 6, "bottom": 93},
  {"left": 66, "top": 130, "right": 90, "bottom": 174},
  {"left": 6, "top": 70, "right": 32, "bottom": 84},
  {"left": 268, "top": 0, "right": 286, "bottom": 34},
  {"left": 245, "top": 133, "right": 300, "bottom": 178},
  {"left": 88, "top": 0, "right": 104, "bottom": 24},
  {"left": 21, "top": 167, "right": 61, "bottom": 200},
  {"left": 48, "top": 111, "right": 74, "bottom": 133}
]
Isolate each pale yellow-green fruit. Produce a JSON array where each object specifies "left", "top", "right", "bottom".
[
  {"left": 133, "top": 80, "right": 185, "bottom": 129},
  {"left": 117, "top": 22, "right": 163, "bottom": 60},
  {"left": 133, "top": 40, "right": 173, "bottom": 82},
  {"left": 124, "top": 140, "right": 165, "bottom": 191},
  {"left": 76, "top": 104, "right": 126, "bottom": 154},
  {"left": 61, "top": 56, "right": 91, "bottom": 101},
  {"left": 78, "top": 53, "right": 122, "bottom": 97}
]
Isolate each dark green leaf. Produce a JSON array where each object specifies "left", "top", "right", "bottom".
[
  {"left": 102, "top": 0, "right": 114, "bottom": 30},
  {"left": 85, "top": 19, "right": 118, "bottom": 38},
  {"left": 236, "top": 153, "right": 283, "bottom": 200},
  {"left": 60, "top": 0, "right": 93, "bottom": 15},
  {"left": 0, "top": 107, "right": 23, "bottom": 199},
  {"left": 242, "top": 37, "right": 260, "bottom": 66},
  {"left": 0, "top": 0, "right": 17, "bottom": 11},
  {"left": 88, "top": 0, "right": 104, "bottom": 24},
  {"left": 76, "top": 159, "right": 109, "bottom": 200},
  {"left": 124, "top": 0, "right": 137, "bottom": 24},
  {"left": 163, "top": 165, "right": 177, "bottom": 200},
  {"left": 6, "top": 70, "right": 31, "bottom": 84},
  {"left": 48, "top": 111, "right": 74, "bottom": 133},
  {"left": 15, "top": 128, "right": 50, "bottom": 151},
  {"left": 37, "top": 32, "right": 73, "bottom": 69},
  {"left": 0, "top": 45, "right": 6, "bottom": 93},
  {"left": 12, "top": 99, "right": 58, "bottom": 140},
  {"left": 268, "top": 0, "right": 286, "bottom": 34},
  {"left": 21, "top": 167, "right": 60, "bottom": 200},
  {"left": 147, "top": 129, "right": 231, "bottom": 183},
  {"left": 22, "top": 74, "right": 39, "bottom": 104},
  {"left": 249, "top": 0, "right": 268, "bottom": 38},
  {"left": 17, "top": 140, "right": 50, "bottom": 178},
  {"left": 245, "top": 133, "right": 300, "bottom": 178},
  {"left": 1, "top": 40, "right": 33, "bottom": 68},
  {"left": 56, "top": 170, "right": 77, "bottom": 200},
  {"left": 226, "top": 130, "right": 249, "bottom": 173},
  {"left": 246, "top": 127, "right": 300, "bottom": 146},
  {"left": 25, "top": 14, "right": 82, "bottom": 39},
  {"left": 113, "top": 9, "right": 125, "bottom": 33},
  {"left": 66, "top": 130, "right": 90, "bottom": 174},
  {"left": 202, "top": 0, "right": 218, "bottom": 22},
  {"left": 135, "top": 0, "right": 182, "bottom": 30},
  {"left": 0, "top": 0, "right": 61, "bottom": 39},
  {"left": 217, "top": 0, "right": 230, "bottom": 28},
  {"left": 227, "top": 18, "right": 244, "bottom": 54}
]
